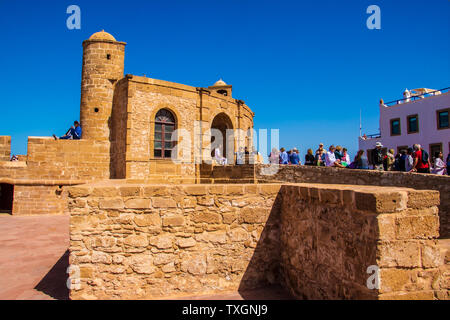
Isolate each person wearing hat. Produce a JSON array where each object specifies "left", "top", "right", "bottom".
[
  {"left": 372, "top": 142, "right": 384, "bottom": 171},
  {"left": 289, "top": 147, "right": 301, "bottom": 165},
  {"left": 316, "top": 143, "right": 324, "bottom": 154}
]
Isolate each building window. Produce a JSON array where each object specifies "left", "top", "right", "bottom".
[
  {"left": 390, "top": 118, "right": 401, "bottom": 136},
  {"left": 429, "top": 143, "right": 442, "bottom": 161},
  {"left": 437, "top": 108, "right": 449, "bottom": 129},
  {"left": 154, "top": 109, "right": 176, "bottom": 158},
  {"left": 407, "top": 114, "right": 419, "bottom": 134}
]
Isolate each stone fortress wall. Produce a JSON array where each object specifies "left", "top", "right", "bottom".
[
  {"left": 207, "top": 164, "right": 450, "bottom": 238},
  {"left": 68, "top": 182, "right": 448, "bottom": 300}
]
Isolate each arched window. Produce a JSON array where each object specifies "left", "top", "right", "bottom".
[{"left": 154, "top": 109, "right": 176, "bottom": 158}]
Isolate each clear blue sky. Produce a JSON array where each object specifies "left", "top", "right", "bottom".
[{"left": 0, "top": 0, "right": 449, "bottom": 159}]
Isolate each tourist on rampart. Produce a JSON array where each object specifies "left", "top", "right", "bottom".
[
  {"left": 354, "top": 150, "right": 369, "bottom": 169},
  {"left": 341, "top": 148, "right": 350, "bottom": 167},
  {"left": 268, "top": 148, "right": 279, "bottom": 164},
  {"left": 406, "top": 148, "right": 414, "bottom": 172},
  {"left": 315, "top": 149, "right": 325, "bottom": 166},
  {"left": 316, "top": 143, "right": 324, "bottom": 154},
  {"left": 447, "top": 153, "right": 450, "bottom": 176},
  {"left": 432, "top": 152, "right": 446, "bottom": 175},
  {"left": 214, "top": 144, "right": 227, "bottom": 165},
  {"left": 279, "top": 148, "right": 289, "bottom": 164},
  {"left": 334, "top": 145, "right": 343, "bottom": 161},
  {"left": 305, "top": 149, "right": 315, "bottom": 166},
  {"left": 235, "top": 147, "right": 245, "bottom": 165},
  {"left": 326, "top": 145, "right": 344, "bottom": 168},
  {"left": 384, "top": 149, "right": 395, "bottom": 171},
  {"left": 371, "top": 142, "right": 384, "bottom": 171},
  {"left": 289, "top": 148, "right": 301, "bottom": 165},
  {"left": 411, "top": 144, "right": 430, "bottom": 173},
  {"left": 397, "top": 150, "right": 407, "bottom": 172},
  {"left": 53, "top": 121, "right": 82, "bottom": 140}
]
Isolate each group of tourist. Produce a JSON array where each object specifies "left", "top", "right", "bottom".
[
  {"left": 370, "top": 142, "right": 449, "bottom": 175},
  {"left": 267, "top": 142, "right": 450, "bottom": 175}
]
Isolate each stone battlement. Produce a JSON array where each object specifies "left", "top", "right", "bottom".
[{"left": 68, "top": 182, "right": 448, "bottom": 300}]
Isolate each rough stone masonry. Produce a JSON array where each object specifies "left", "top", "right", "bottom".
[{"left": 68, "top": 182, "right": 448, "bottom": 300}]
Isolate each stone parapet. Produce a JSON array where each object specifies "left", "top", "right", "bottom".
[{"left": 68, "top": 181, "right": 446, "bottom": 300}]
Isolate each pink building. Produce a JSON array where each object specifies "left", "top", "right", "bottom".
[{"left": 359, "top": 87, "right": 450, "bottom": 162}]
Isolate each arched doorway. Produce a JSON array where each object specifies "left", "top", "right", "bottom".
[
  {"left": 211, "top": 113, "right": 234, "bottom": 161},
  {"left": 0, "top": 184, "right": 14, "bottom": 214}
]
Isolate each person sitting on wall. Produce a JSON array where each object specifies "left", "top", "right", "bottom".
[
  {"left": 325, "top": 145, "right": 344, "bottom": 168},
  {"left": 341, "top": 148, "right": 351, "bottom": 167},
  {"left": 53, "top": 121, "right": 82, "bottom": 140},
  {"left": 315, "top": 148, "right": 326, "bottom": 166},
  {"left": 334, "top": 145, "right": 343, "bottom": 161}
]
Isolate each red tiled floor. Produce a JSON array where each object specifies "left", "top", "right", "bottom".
[
  {"left": 0, "top": 214, "right": 294, "bottom": 300},
  {"left": 0, "top": 214, "right": 69, "bottom": 300}
]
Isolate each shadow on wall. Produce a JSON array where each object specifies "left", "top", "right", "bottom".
[
  {"left": 34, "top": 250, "right": 69, "bottom": 300},
  {"left": 238, "top": 185, "right": 381, "bottom": 300},
  {"left": 237, "top": 191, "right": 283, "bottom": 298}
]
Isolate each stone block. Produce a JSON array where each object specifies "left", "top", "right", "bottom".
[
  {"left": 395, "top": 216, "right": 439, "bottom": 239},
  {"left": 123, "top": 234, "right": 148, "bottom": 247},
  {"left": 377, "top": 241, "right": 421, "bottom": 268},
  {"left": 407, "top": 190, "right": 440, "bottom": 209},
  {"left": 152, "top": 197, "right": 177, "bottom": 208},
  {"left": 355, "top": 191, "right": 405, "bottom": 213},
  {"left": 162, "top": 215, "right": 185, "bottom": 227},
  {"left": 99, "top": 198, "right": 124, "bottom": 209},
  {"left": 134, "top": 214, "right": 161, "bottom": 227},
  {"left": 125, "top": 198, "right": 151, "bottom": 209}
]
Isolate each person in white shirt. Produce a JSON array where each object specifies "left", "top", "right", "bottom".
[
  {"left": 214, "top": 144, "right": 227, "bottom": 165},
  {"left": 325, "top": 145, "right": 344, "bottom": 168},
  {"left": 432, "top": 152, "right": 447, "bottom": 175}
]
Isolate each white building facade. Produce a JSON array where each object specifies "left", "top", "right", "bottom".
[{"left": 359, "top": 87, "right": 450, "bottom": 162}]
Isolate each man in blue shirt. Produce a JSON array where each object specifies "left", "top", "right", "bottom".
[
  {"left": 54, "top": 121, "right": 82, "bottom": 140},
  {"left": 279, "top": 148, "right": 289, "bottom": 164},
  {"left": 289, "top": 148, "right": 301, "bottom": 165}
]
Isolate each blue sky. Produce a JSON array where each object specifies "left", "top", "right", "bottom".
[{"left": 0, "top": 0, "right": 449, "bottom": 158}]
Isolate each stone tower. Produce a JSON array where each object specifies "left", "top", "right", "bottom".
[{"left": 80, "top": 30, "right": 126, "bottom": 140}]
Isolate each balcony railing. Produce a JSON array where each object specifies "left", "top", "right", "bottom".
[
  {"left": 384, "top": 86, "right": 450, "bottom": 107},
  {"left": 361, "top": 133, "right": 381, "bottom": 140}
]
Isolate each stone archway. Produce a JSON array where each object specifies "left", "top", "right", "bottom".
[{"left": 211, "top": 113, "right": 234, "bottom": 161}]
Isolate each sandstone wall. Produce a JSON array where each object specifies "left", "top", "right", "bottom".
[
  {"left": 68, "top": 183, "right": 281, "bottom": 299},
  {"left": 121, "top": 76, "right": 253, "bottom": 182},
  {"left": 12, "top": 184, "right": 68, "bottom": 216},
  {"left": 0, "top": 136, "right": 11, "bottom": 161},
  {"left": 0, "top": 137, "right": 110, "bottom": 181},
  {"left": 280, "top": 184, "right": 446, "bottom": 300},
  {"left": 254, "top": 165, "right": 450, "bottom": 238},
  {"left": 68, "top": 182, "right": 447, "bottom": 300}
]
